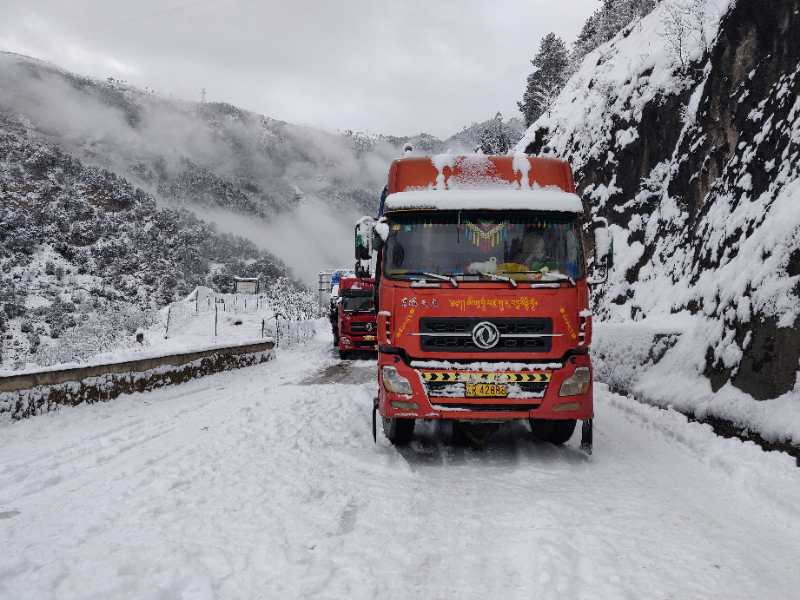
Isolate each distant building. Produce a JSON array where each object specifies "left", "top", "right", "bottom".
[{"left": 234, "top": 277, "right": 259, "bottom": 294}]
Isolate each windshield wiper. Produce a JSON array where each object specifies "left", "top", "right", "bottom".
[
  {"left": 475, "top": 272, "right": 518, "bottom": 288},
  {"left": 401, "top": 271, "right": 459, "bottom": 287},
  {"left": 422, "top": 272, "right": 459, "bottom": 287},
  {"left": 512, "top": 271, "right": 576, "bottom": 286}
]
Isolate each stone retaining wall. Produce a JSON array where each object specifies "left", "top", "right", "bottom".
[{"left": 0, "top": 341, "right": 275, "bottom": 421}]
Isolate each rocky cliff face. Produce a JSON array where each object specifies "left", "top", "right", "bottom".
[{"left": 519, "top": 0, "right": 800, "bottom": 401}]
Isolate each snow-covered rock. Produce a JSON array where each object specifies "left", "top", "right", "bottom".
[{"left": 517, "top": 0, "right": 800, "bottom": 422}]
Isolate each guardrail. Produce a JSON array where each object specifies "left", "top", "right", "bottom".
[
  {"left": 262, "top": 317, "right": 318, "bottom": 348},
  {"left": 0, "top": 340, "right": 275, "bottom": 421}
]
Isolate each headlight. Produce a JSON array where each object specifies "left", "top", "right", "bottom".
[
  {"left": 382, "top": 366, "right": 413, "bottom": 395},
  {"left": 559, "top": 367, "right": 591, "bottom": 397}
]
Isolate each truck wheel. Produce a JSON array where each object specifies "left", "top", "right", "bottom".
[
  {"left": 382, "top": 417, "right": 415, "bottom": 445},
  {"left": 530, "top": 419, "right": 577, "bottom": 446},
  {"left": 339, "top": 350, "right": 348, "bottom": 360}
]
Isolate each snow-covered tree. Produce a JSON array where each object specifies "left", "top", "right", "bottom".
[
  {"left": 518, "top": 33, "right": 571, "bottom": 127},
  {"left": 479, "top": 112, "right": 512, "bottom": 155},
  {"left": 571, "top": 0, "right": 661, "bottom": 68},
  {"left": 661, "top": 0, "right": 710, "bottom": 69},
  {"left": 572, "top": 10, "right": 603, "bottom": 68}
]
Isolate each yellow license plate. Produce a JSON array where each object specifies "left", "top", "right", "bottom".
[
  {"left": 363, "top": 335, "right": 376, "bottom": 341},
  {"left": 465, "top": 383, "right": 508, "bottom": 398}
]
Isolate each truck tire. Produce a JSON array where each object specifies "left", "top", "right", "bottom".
[
  {"left": 382, "top": 417, "right": 415, "bottom": 445},
  {"left": 339, "top": 349, "right": 348, "bottom": 360},
  {"left": 530, "top": 419, "right": 577, "bottom": 446}
]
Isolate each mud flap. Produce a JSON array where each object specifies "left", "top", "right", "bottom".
[
  {"left": 580, "top": 419, "right": 593, "bottom": 455},
  {"left": 372, "top": 397, "right": 378, "bottom": 443}
]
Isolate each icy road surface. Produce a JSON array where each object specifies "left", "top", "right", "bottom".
[{"left": 2, "top": 336, "right": 799, "bottom": 600}]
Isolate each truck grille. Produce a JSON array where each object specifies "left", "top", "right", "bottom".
[
  {"left": 349, "top": 322, "right": 375, "bottom": 333},
  {"left": 417, "top": 317, "right": 554, "bottom": 353}
]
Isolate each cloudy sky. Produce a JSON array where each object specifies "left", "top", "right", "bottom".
[{"left": 0, "top": 0, "right": 596, "bottom": 137}]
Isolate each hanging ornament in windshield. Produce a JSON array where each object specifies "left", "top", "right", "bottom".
[{"left": 462, "top": 220, "right": 508, "bottom": 250}]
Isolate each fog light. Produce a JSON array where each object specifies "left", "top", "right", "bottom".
[
  {"left": 559, "top": 367, "right": 590, "bottom": 397},
  {"left": 554, "top": 401, "right": 581, "bottom": 412},
  {"left": 382, "top": 366, "right": 413, "bottom": 395},
  {"left": 391, "top": 400, "right": 418, "bottom": 410}
]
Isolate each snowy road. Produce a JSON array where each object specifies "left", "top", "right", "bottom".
[{"left": 1, "top": 334, "right": 799, "bottom": 600}]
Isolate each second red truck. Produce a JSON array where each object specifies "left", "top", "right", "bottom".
[{"left": 331, "top": 274, "right": 377, "bottom": 359}]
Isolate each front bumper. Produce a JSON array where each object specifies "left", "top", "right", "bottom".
[
  {"left": 378, "top": 353, "right": 593, "bottom": 421},
  {"left": 339, "top": 334, "right": 377, "bottom": 351}
]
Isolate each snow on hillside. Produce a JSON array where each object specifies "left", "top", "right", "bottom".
[
  {"left": 0, "top": 128, "right": 316, "bottom": 371},
  {"left": 0, "top": 286, "right": 319, "bottom": 378},
  {"left": 0, "top": 51, "right": 535, "bottom": 372},
  {"left": 0, "top": 52, "right": 522, "bottom": 285},
  {"left": 517, "top": 0, "right": 730, "bottom": 178},
  {"left": 0, "top": 52, "right": 397, "bottom": 280},
  {"left": 517, "top": 0, "right": 800, "bottom": 440}
]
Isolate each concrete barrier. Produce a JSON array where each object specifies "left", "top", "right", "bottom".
[{"left": 0, "top": 340, "right": 275, "bottom": 421}]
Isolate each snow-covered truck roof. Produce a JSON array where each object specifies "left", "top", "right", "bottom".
[
  {"left": 382, "top": 153, "right": 581, "bottom": 214},
  {"left": 384, "top": 188, "right": 583, "bottom": 213}
]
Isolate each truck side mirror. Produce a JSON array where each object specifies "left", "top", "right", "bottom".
[
  {"left": 355, "top": 216, "right": 375, "bottom": 260},
  {"left": 373, "top": 219, "right": 388, "bottom": 250},
  {"left": 595, "top": 225, "right": 611, "bottom": 266},
  {"left": 588, "top": 219, "right": 612, "bottom": 286}
]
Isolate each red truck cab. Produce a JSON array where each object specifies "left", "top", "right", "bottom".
[
  {"left": 369, "top": 154, "right": 609, "bottom": 452},
  {"left": 336, "top": 276, "right": 377, "bottom": 359}
]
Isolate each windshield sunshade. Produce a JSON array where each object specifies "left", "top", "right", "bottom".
[
  {"left": 342, "top": 295, "right": 374, "bottom": 312},
  {"left": 384, "top": 211, "right": 584, "bottom": 282}
]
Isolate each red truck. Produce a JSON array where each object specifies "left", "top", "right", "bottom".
[
  {"left": 361, "top": 154, "right": 611, "bottom": 452},
  {"left": 333, "top": 275, "right": 377, "bottom": 359}
]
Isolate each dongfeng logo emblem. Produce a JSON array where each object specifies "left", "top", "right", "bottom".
[
  {"left": 365, "top": 323, "right": 373, "bottom": 331},
  {"left": 472, "top": 321, "right": 500, "bottom": 350}
]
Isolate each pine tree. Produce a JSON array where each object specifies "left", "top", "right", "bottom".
[
  {"left": 572, "top": 0, "right": 661, "bottom": 68},
  {"left": 518, "top": 33, "right": 571, "bottom": 127},
  {"left": 572, "top": 9, "right": 603, "bottom": 68},
  {"left": 479, "top": 112, "right": 512, "bottom": 155}
]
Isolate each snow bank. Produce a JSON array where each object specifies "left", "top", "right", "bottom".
[{"left": 593, "top": 322, "right": 800, "bottom": 446}]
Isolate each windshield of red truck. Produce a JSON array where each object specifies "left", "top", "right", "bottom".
[
  {"left": 383, "top": 211, "right": 584, "bottom": 281},
  {"left": 341, "top": 294, "right": 374, "bottom": 313}
]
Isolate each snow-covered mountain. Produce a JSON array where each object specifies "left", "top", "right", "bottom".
[
  {"left": 0, "top": 51, "right": 523, "bottom": 370},
  {"left": 518, "top": 0, "right": 800, "bottom": 405},
  {"left": 0, "top": 51, "right": 403, "bottom": 282},
  {"left": 0, "top": 123, "right": 317, "bottom": 368},
  {"left": 0, "top": 51, "right": 392, "bottom": 369},
  {"left": 0, "top": 52, "right": 520, "bottom": 284}
]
